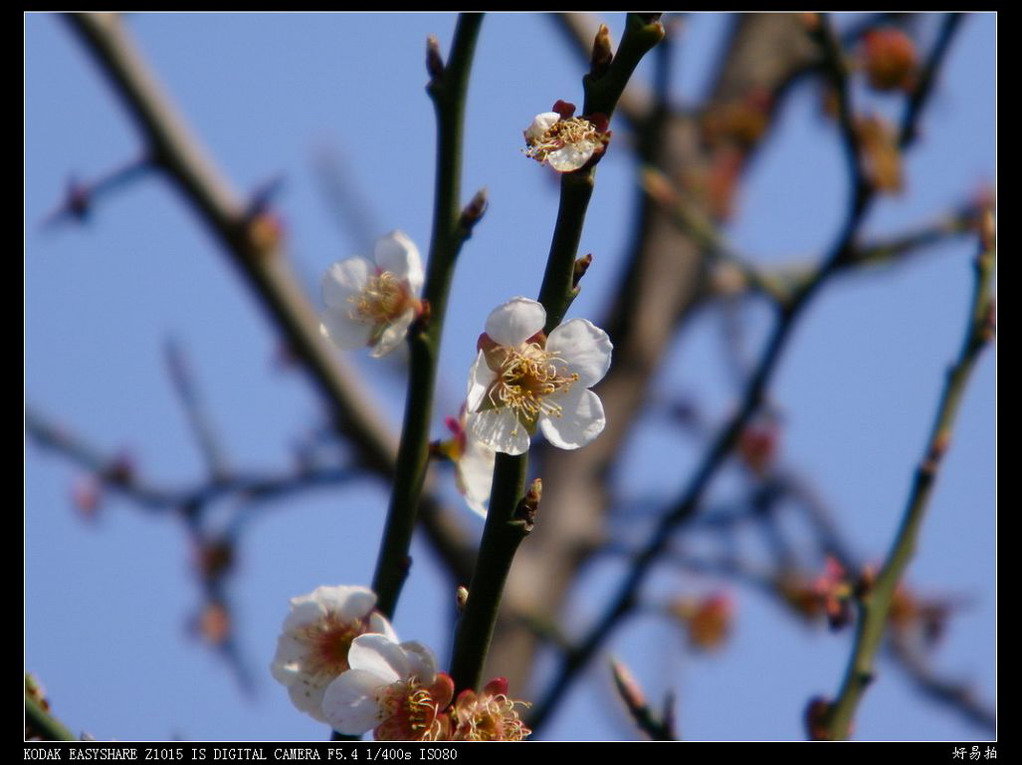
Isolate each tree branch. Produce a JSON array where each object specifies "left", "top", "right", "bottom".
[
  {"left": 371, "top": 12, "right": 484, "bottom": 620},
  {"left": 63, "top": 12, "right": 477, "bottom": 590},
  {"left": 820, "top": 230, "right": 994, "bottom": 740}
]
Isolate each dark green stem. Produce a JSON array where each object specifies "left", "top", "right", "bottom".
[
  {"left": 538, "top": 171, "right": 596, "bottom": 331},
  {"left": 449, "top": 452, "right": 529, "bottom": 691},
  {"left": 583, "top": 14, "right": 666, "bottom": 120},
  {"left": 449, "top": 14, "right": 663, "bottom": 696},
  {"left": 372, "top": 13, "right": 484, "bottom": 619},
  {"left": 822, "top": 239, "right": 994, "bottom": 740},
  {"left": 899, "top": 14, "right": 963, "bottom": 149},
  {"left": 449, "top": 173, "right": 593, "bottom": 693}
]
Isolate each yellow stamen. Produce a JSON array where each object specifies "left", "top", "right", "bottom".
[
  {"left": 349, "top": 272, "right": 411, "bottom": 325},
  {"left": 486, "top": 342, "right": 579, "bottom": 426},
  {"left": 524, "top": 117, "right": 599, "bottom": 163}
]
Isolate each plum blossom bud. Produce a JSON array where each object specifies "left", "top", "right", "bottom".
[
  {"left": 804, "top": 696, "right": 833, "bottom": 740},
  {"left": 426, "top": 35, "right": 444, "bottom": 80},
  {"left": 71, "top": 474, "right": 102, "bottom": 520},
  {"left": 670, "top": 593, "right": 734, "bottom": 651},
  {"left": 198, "top": 601, "right": 232, "bottom": 647},
  {"left": 590, "top": 24, "right": 613, "bottom": 79},
  {"left": 861, "top": 27, "right": 918, "bottom": 92},
  {"left": 610, "top": 658, "right": 647, "bottom": 710},
  {"left": 856, "top": 115, "right": 903, "bottom": 194},
  {"left": 738, "top": 422, "right": 780, "bottom": 475},
  {"left": 814, "top": 557, "right": 854, "bottom": 630}
]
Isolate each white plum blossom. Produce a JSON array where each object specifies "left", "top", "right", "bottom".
[
  {"left": 466, "top": 297, "right": 613, "bottom": 456},
  {"left": 322, "top": 634, "right": 455, "bottom": 741},
  {"left": 455, "top": 435, "right": 496, "bottom": 518},
  {"left": 523, "top": 109, "right": 604, "bottom": 173},
  {"left": 320, "top": 231, "right": 424, "bottom": 358},
  {"left": 439, "top": 408, "right": 496, "bottom": 518},
  {"left": 270, "top": 585, "right": 397, "bottom": 722}
]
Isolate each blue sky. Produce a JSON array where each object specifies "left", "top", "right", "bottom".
[{"left": 25, "top": 13, "right": 995, "bottom": 741}]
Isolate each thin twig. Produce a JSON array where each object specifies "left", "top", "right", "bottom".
[
  {"left": 888, "top": 634, "right": 996, "bottom": 734},
  {"left": 610, "top": 658, "right": 677, "bottom": 740},
  {"left": 39, "top": 156, "right": 151, "bottom": 229},
  {"left": 820, "top": 233, "right": 994, "bottom": 740},
  {"left": 898, "top": 14, "right": 964, "bottom": 150},
  {"left": 26, "top": 404, "right": 361, "bottom": 514},
  {"left": 164, "top": 337, "right": 230, "bottom": 481},
  {"left": 371, "top": 13, "right": 484, "bottom": 620}
]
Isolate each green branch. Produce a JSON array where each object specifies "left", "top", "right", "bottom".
[
  {"left": 821, "top": 234, "right": 994, "bottom": 740},
  {"left": 449, "top": 173, "right": 594, "bottom": 696},
  {"left": 25, "top": 692, "right": 75, "bottom": 741},
  {"left": 372, "top": 13, "right": 485, "bottom": 619},
  {"left": 583, "top": 14, "right": 665, "bottom": 120},
  {"left": 449, "top": 14, "right": 664, "bottom": 696}
]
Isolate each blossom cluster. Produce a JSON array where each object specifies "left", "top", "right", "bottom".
[
  {"left": 321, "top": 232, "right": 613, "bottom": 517},
  {"left": 271, "top": 586, "right": 530, "bottom": 741},
  {"left": 297, "top": 112, "right": 614, "bottom": 736}
]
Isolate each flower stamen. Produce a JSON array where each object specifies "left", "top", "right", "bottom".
[
  {"left": 349, "top": 272, "right": 412, "bottom": 325},
  {"left": 374, "top": 679, "right": 451, "bottom": 741},
  {"left": 486, "top": 342, "right": 579, "bottom": 426},
  {"left": 524, "top": 117, "right": 600, "bottom": 166}
]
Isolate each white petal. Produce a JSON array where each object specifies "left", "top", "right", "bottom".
[
  {"left": 465, "top": 351, "right": 494, "bottom": 412},
  {"left": 346, "top": 634, "right": 408, "bottom": 683},
  {"left": 321, "top": 307, "right": 372, "bottom": 350},
  {"left": 540, "top": 387, "right": 606, "bottom": 450},
  {"left": 287, "top": 680, "right": 330, "bottom": 723},
  {"left": 369, "top": 613, "right": 398, "bottom": 643},
  {"left": 270, "top": 634, "right": 307, "bottom": 673},
  {"left": 547, "top": 318, "right": 613, "bottom": 387},
  {"left": 370, "top": 307, "right": 416, "bottom": 358},
  {"left": 322, "top": 670, "right": 388, "bottom": 734},
  {"left": 282, "top": 595, "right": 328, "bottom": 633},
  {"left": 525, "top": 112, "right": 560, "bottom": 142},
  {"left": 322, "top": 258, "right": 370, "bottom": 309},
  {"left": 399, "top": 641, "right": 438, "bottom": 683},
  {"left": 547, "top": 139, "right": 598, "bottom": 173},
  {"left": 456, "top": 438, "right": 495, "bottom": 518},
  {"left": 269, "top": 633, "right": 304, "bottom": 670},
  {"left": 374, "top": 230, "right": 423, "bottom": 295},
  {"left": 485, "top": 297, "right": 546, "bottom": 347},
  {"left": 315, "top": 585, "right": 376, "bottom": 622},
  {"left": 469, "top": 408, "right": 531, "bottom": 456}
]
